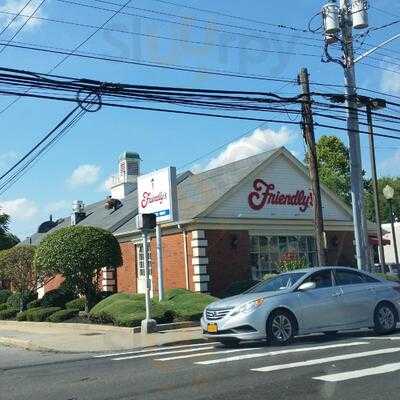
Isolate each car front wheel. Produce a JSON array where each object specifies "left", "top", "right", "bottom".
[
  {"left": 267, "top": 311, "right": 295, "bottom": 345},
  {"left": 374, "top": 303, "right": 397, "bottom": 335}
]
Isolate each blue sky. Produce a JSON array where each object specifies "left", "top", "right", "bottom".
[{"left": 0, "top": 0, "right": 399, "bottom": 239}]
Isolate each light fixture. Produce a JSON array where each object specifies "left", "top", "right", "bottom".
[{"left": 383, "top": 185, "right": 395, "bottom": 201}]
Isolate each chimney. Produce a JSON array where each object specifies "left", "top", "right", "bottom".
[
  {"left": 110, "top": 152, "right": 141, "bottom": 200},
  {"left": 71, "top": 200, "right": 86, "bottom": 226}
]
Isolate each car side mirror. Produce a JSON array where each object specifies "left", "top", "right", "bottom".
[{"left": 298, "top": 282, "right": 316, "bottom": 291}]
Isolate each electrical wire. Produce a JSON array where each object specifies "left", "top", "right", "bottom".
[{"left": 0, "top": 0, "right": 35, "bottom": 37}]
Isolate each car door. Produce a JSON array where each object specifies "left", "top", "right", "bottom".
[
  {"left": 296, "top": 269, "right": 343, "bottom": 332},
  {"left": 333, "top": 269, "right": 376, "bottom": 327}
]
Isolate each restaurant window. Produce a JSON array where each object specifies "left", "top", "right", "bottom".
[
  {"left": 250, "top": 235, "right": 317, "bottom": 280},
  {"left": 136, "top": 243, "right": 152, "bottom": 277}
]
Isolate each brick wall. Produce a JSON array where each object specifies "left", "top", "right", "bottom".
[
  {"left": 149, "top": 231, "right": 193, "bottom": 295},
  {"left": 115, "top": 241, "right": 137, "bottom": 293},
  {"left": 44, "top": 274, "right": 65, "bottom": 293},
  {"left": 206, "top": 230, "right": 251, "bottom": 297}
]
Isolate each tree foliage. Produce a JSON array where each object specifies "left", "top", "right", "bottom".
[
  {"left": 314, "top": 135, "right": 351, "bottom": 205},
  {"left": 34, "top": 226, "right": 122, "bottom": 311},
  {"left": 364, "top": 177, "right": 400, "bottom": 224},
  {"left": 0, "top": 213, "right": 19, "bottom": 251},
  {"left": 0, "top": 245, "right": 50, "bottom": 311}
]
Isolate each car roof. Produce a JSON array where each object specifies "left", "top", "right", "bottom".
[{"left": 285, "top": 266, "right": 364, "bottom": 274}]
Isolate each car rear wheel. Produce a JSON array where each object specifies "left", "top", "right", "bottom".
[
  {"left": 267, "top": 310, "right": 295, "bottom": 346},
  {"left": 374, "top": 303, "right": 397, "bottom": 335},
  {"left": 218, "top": 338, "right": 240, "bottom": 348}
]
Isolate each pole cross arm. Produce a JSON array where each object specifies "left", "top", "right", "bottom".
[{"left": 354, "top": 33, "right": 400, "bottom": 64}]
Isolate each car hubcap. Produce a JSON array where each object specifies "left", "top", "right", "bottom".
[
  {"left": 272, "top": 315, "right": 292, "bottom": 342},
  {"left": 378, "top": 306, "right": 395, "bottom": 330}
]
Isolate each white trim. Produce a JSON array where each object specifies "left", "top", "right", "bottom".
[
  {"left": 102, "top": 279, "right": 115, "bottom": 286},
  {"left": 194, "top": 282, "right": 208, "bottom": 292},
  {"left": 193, "top": 247, "right": 206, "bottom": 257},
  {"left": 193, "top": 274, "right": 210, "bottom": 283},
  {"left": 192, "top": 257, "right": 209, "bottom": 266},
  {"left": 191, "top": 239, "right": 208, "bottom": 248},
  {"left": 194, "top": 265, "right": 208, "bottom": 275},
  {"left": 192, "top": 230, "right": 205, "bottom": 239}
]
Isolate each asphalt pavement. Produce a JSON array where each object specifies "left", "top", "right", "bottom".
[{"left": 2, "top": 330, "right": 400, "bottom": 400}]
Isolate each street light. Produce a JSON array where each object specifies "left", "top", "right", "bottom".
[{"left": 383, "top": 185, "right": 399, "bottom": 266}]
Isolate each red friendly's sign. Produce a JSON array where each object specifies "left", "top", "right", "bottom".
[{"left": 248, "top": 179, "right": 314, "bottom": 213}]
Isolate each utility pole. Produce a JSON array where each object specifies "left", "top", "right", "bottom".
[
  {"left": 299, "top": 68, "right": 327, "bottom": 267},
  {"left": 365, "top": 99, "right": 386, "bottom": 272},
  {"left": 322, "top": 0, "right": 369, "bottom": 270}
]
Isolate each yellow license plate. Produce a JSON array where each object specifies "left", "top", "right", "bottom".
[{"left": 207, "top": 323, "right": 218, "bottom": 333}]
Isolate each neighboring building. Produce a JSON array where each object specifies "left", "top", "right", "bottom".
[
  {"left": 382, "top": 223, "right": 400, "bottom": 265},
  {"left": 26, "top": 147, "right": 378, "bottom": 298}
]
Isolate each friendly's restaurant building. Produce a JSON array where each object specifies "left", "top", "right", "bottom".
[{"left": 26, "top": 147, "right": 377, "bottom": 298}]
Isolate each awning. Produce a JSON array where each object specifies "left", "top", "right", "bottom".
[{"left": 369, "top": 236, "right": 391, "bottom": 246}]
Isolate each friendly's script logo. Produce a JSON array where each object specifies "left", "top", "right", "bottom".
[
  {"left": 248, "top": 179, "right": 313, "bottom": 213},
  {"left": 141, "top": 192, "right": 167, "bottom": 208}
]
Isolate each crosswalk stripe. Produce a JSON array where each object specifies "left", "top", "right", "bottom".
[
  {"left": 155, "top": 347, "right": 263, "bottom": 361},
  {"left": 196, "top": 341, "right": 368, "bottom": 366},
  {"left": 251, "top": 346, "right": 400, "bottom": 373},
  {"left": 112, "top": 346, "right": 215, "bottom": 361},
  {"left": 313, "top": 362, "right": 400, "bottom": 382},
  {"left": 93, "top": 342, "right": 214, "bottom": 358}
]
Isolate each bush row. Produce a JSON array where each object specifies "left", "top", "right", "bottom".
[{"left": 17, "top": 307, "right": 62, "bottom": 322}]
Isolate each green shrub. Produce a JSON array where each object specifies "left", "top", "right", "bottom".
[
  {"left": 0, "top": 289, "right": 12, "bottom": 304},
  {"left": 24, "top": 307, "right": 61, "bottom": 322},
  {"left": 27, "top": 299, "right": 42, "bottom": 309},
  {"left": 48, "top": 309, "right": 79, "bottom": 323},
  {"left": 0, "top": 308, "right": 19, "bottom": 320},
  {"left": 167, "top": 292, "right": 217, "bottom": 322},
  {"left": 65, "top": 298, "right": 86, "bottom": 311},
  {"left": 6, "top": 292, "right": 36, "bottom": 309},
  {"left": 89, "top": 293, "right": 173, "bottom": 327},
  {"left": 41, "top": 288, "right": 75, "bottom": 308},
  {"left": 165, "top": 288, "right": 192, "bottom": 301},
  {"left": 0, "top": 303, "right": 8, "bottom": 311},
  {"left": 377, "top": 273, "right": 400, "bottom": 282},
  {"left": 222, "top": 280, "right": 259, "bottom": 298}
]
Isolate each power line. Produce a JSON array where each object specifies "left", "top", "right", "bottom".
[{"left": 0, "top": 0, "right": 35, "bottom": 37}]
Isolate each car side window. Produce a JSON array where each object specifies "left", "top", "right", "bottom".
[
  {"left": 334, "top": 270, "right": 365, "bottom": 285},
  {"left": 303, "top": 270, "right": 333, "bottom": 289}
]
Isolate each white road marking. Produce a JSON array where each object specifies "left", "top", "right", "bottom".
[
  {"left": 196, "top": 342, "right": 368, "bottom": 366},
  {"left": 93, "top": 342, "right": 214, "bottom": 358},
  {"left": 363, "top": 336, "right": 400, "bottom": 341},
  {"left": 252, "top": 347, "right": 400, "bottom": 373},
  {"left": 313, "top": 362, "right": 400, "bottom": 382},
  {"left": 112, "top": 346, "right": 215, "bottom": 361},
  {"left": 155, "top": 347, "right": 263, "bottom": 361}
]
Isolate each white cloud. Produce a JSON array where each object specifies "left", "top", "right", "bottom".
[
  {"left": 0, "top": 151, "right": 18, "bottom": 169},
  {"left": 199, "top": 127, "right": 294, "bottom": 171},
  {"left": 381, "top": 69, "right": 400, "bottom": 95},
  {"left": 380, "top": 150, "right": 400, "bottom": 176},
  {"left": 97, "top": 174, "right": 116, "bottom": 193},
  {"left": 0, "top": 198, "right": 38, "bottom": 220},
  {"left": 67, "top": 164, "right": 101, "bottom": 188},
  {"left": 0, "top": 0, "right": 46, "bottom": 31}
]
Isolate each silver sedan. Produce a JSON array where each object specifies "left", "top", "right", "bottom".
[{"left": 201, "top": 267, "right": 400, "bottom": 346}]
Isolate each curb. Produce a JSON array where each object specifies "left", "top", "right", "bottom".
[
  {"left": 0, "top": 337, "right": 50, "bottom": 353},
  {"left": 132, "top": 321, "right": 200, "bottom": 334}
]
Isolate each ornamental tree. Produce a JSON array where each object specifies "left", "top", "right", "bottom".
[
  {"left": 0, "top": 245, "right": 51, "bottom": 311},
  {"left": 34, "top": 226, "right": 122, "bottom": 312},
  {"left": 0, "top": 212, "right": 19, "bottom": 251}
]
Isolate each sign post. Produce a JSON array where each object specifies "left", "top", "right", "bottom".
[{"left": 137, "top": 167, "right": 178, "bottom": 302}]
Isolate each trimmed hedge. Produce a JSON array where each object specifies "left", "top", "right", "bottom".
[
  {"left": 23, "top": 307, "right": 62, "bottom": 322},
  {"left": 48, "top": 309, "right": 79, "bottom": 323},
  {"left": 166, "top": 291, "right": 216, "bottom": 321},
  {"left": 40, "top": 288, "right": 76, "bottom": 308},
  {"left": 377, "top": 273, "right": 400, "bottom": 282},
  {"left": 6, "top": 292, "right": 37, "bottom": 309},
  {"left": 65, "top": 298, "right": 86, "bottom": 311},
  {"left": 89, "top": 293, "right": 173, "bottom": 327},
  {"left": 0, "top": 289, "right": 11, "bottom": 304},
  {"left": 0, "top": 308, "right": 19, "bottom": 320},
  {"left": 0, "top": 303, "right": 8, "bottom": 311},
  {"left": 27, "top": 299, "right": 42, "bottom": 309}
]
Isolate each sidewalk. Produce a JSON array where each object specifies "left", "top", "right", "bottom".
[{"left": 0, "top": 321, "right": 204, "bottom": 353}]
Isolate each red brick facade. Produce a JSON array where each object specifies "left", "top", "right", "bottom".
[
  {"left": 115, "top": 241, "right": 137, "bottom": 293},
  {"left": 206, "top": 230, "right": 251, "bottom": 297}
]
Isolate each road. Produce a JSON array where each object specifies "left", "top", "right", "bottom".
[{"left": 1, "top": 330, "right": 400, "bottom": 400}]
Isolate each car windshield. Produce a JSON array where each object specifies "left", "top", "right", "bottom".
[{"left": 246, "top": 272, "right": 306, "bottom": 294}]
